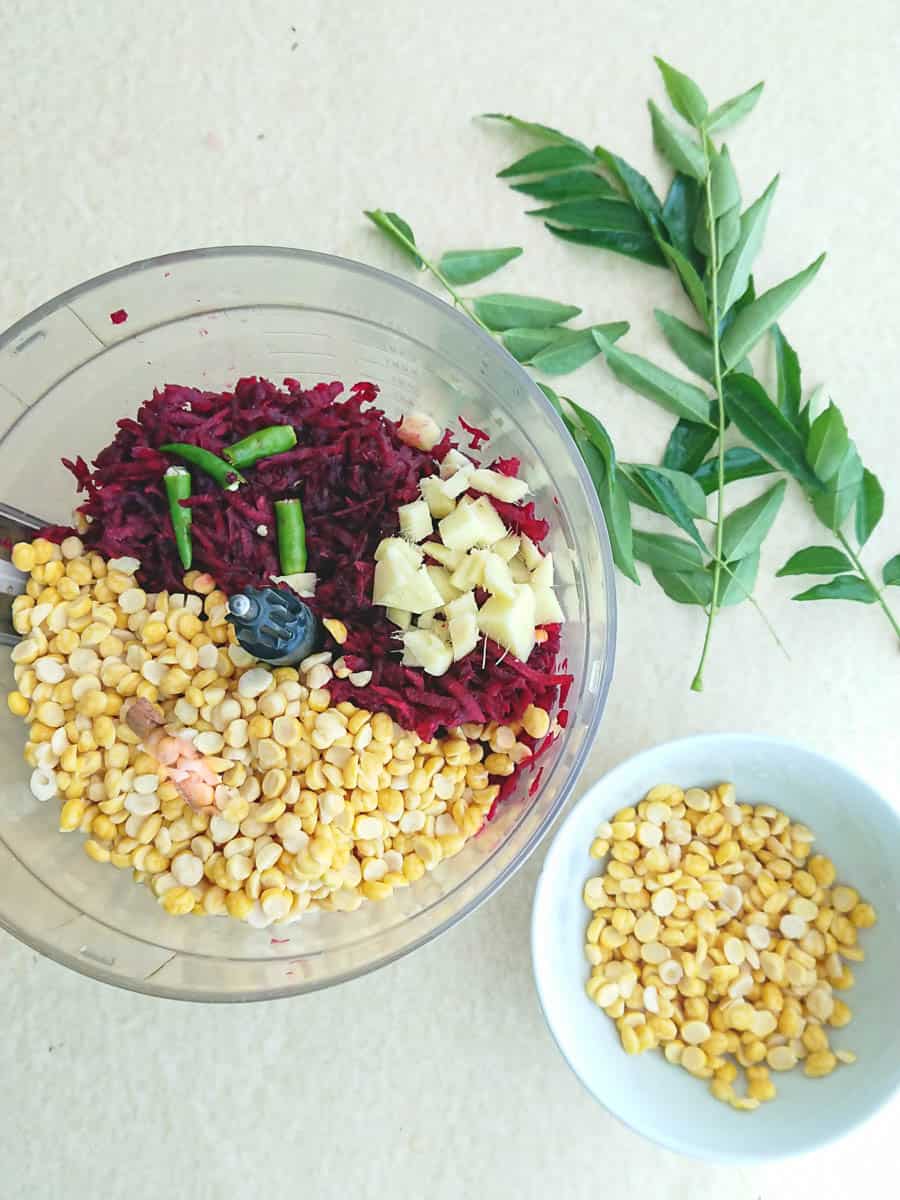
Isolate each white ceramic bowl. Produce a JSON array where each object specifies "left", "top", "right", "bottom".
[{"left": 531, "top": 733, "right": 900, "bottom": 1161}]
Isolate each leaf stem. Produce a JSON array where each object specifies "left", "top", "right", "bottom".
[
  {"left": 714, "top": 556, "right": 791, "bottom": 658},
  {"left": 427, "top": 261, "right": 494, "bottom": 333},
  {"left": 376, "top": 220, "right": 494, "bottom": 334},
  {"left": 837, "top": 531, "right": 900, "bottom": 644},
  {"left": 692, "top": 136, "right": 728, "bottom": 692}
]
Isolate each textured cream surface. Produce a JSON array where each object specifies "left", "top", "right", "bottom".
[{"left": 2, "top": 0, "right": 898, "bottom": 1195}]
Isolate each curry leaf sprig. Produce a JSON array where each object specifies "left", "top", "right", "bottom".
[
  {"left": 483, "top": 59, "right": 898, "bottom": 671},
  {"left": 767, "top": 328, "right": 900, "bottom": 638},
  {"left": 486, "top": 60, "right": 830, "bottom": 688},
  {"left": 363, "top": 210, "right": 629, "bottom": 375}
]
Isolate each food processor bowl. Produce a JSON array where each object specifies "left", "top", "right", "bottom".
[{"left": 0, "top": 247, "right": 615, "bottom": 1000}]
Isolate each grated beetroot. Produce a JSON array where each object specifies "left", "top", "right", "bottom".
[
  {"left": 489, "top": 498, "right": 550, "bottom": 543},
  {"left": 490, "top": 456, "right": 521, "bottom": 477},
  {"left": 50, "top": 376, "right": 572, "bottom": 741},
  {"left": 459, "top": 415, "right": 490, "bottom": 450},
  {"left": 331, "top": 625, "right": 568, "bottom": 741},
  {"left": 60, "top": 377, "right": 437, "bottom": 598}
]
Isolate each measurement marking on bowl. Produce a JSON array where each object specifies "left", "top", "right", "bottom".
[
  {"left": 14, "top": 330, "right": 46, "bottom": 354},
  {"left": 268, "top": 352, "right": 339, "bottom": 360},
  {"left": 264, "top": 330, "right": 331, "bottom": 341},
  {"left": 78, "top": 945, "right": 116, "bottom": 967},
  {"left": 588, "top": 660, "right": 603, "bottom": 694}
]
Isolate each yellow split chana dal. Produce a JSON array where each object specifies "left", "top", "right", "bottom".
[
  {"left": 8, "top": 541, "right": 545, "bottom": 928},
  {"left": 583, "top": 781, "right": 876, "bottom": 1111}
]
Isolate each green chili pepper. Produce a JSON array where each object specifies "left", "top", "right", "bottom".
[
  {"left": 160, "top": 443, "right": 246, "bottom": 490},
  {"left": 223, "top": 425, "right": 297, "bottom": 470},
  {"left": 275, "top": 498, "right": 307, "bottom": 574},
  {"left": 164, "top": 466, "right": 193, "bottom": 570}
]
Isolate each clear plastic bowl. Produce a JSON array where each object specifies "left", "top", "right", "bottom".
[{"left": 0, "top": 247, "right": 615, "bottom": 1000}]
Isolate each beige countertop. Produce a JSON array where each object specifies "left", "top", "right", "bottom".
[{"left": 2, "top": 1, "right": 898, "bottom": 1195}]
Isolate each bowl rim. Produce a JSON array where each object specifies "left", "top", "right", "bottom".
[
  {"left": 0, "top": 244, "right": 617, "bottom": 1001},
  {"left": 530, "top": 731, "right": 900, "bottom": 1162}
]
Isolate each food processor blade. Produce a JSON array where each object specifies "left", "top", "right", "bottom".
[{"left": 0, "top": 502, "right": 49, "bottom": 645}]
